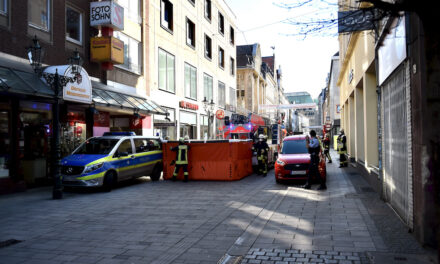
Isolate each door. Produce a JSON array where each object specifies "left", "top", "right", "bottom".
[{"left": 113, "top": 139, "right": 135, "bottom": 180}]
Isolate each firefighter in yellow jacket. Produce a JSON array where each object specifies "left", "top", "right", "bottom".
[
  {"left": 252, "top": 134, "right": 269, "bottom": 176},
  {"left": 170, "top": 137, "right": 190, "bottom": 182},
  {"left": 337, "top": 129, "right": 347, "bottom": 167}
]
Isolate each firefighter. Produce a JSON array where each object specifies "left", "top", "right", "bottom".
[
  {"left": 170, "top": 137, "right": 190, "bottom": 182},
  {"left": 337, "top": 129, "right": 347, "bottom": 167},
  {"left": 303, "top": 130, "right": 326, "bottom": 190},
  {"left": 323, "top": 134, "right": 332, "bottom": 163},
  {"left": 252, "top": 134, "right": 269, "bottom": 176}
]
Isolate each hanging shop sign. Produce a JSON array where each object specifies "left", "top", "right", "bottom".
[
  {"left": 179, "top": 101, "right": 198, "bottom": 111},
  {"left": 90, "top": 37, "right": 124, "bottom": 64},
  {"left": 42, "top": 65, "right": 92, "bottom": 104},
  {"left": 90, "top": 1, "right": 124, "bottom": 30},
  {"left": 216, "top": 109, "right": 225, "bottom": 120},
  {"left": 338, "top": 8, "right": 375, "bottom": 34}
]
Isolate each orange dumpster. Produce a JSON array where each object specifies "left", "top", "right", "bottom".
[{"left": 162, "top": 140, "right": 253, "bottom": 181}]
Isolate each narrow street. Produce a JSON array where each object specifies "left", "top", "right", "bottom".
[{"left": 0, "top": 151, "right": 434, "bottom": 264}]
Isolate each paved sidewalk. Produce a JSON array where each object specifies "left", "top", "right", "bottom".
[
  {"left": 237, "top": 150, "right": 436, "bottom": 264},
  {"left": 0, "top": 150, "right": 436, "bottom": 264}
]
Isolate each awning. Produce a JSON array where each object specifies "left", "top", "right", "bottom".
[
  {"left": 0, "top": 66, "right": 55, "bottom": 98},
  {"left": 91, "top": 81, "right": 167, "bottom": 116}
]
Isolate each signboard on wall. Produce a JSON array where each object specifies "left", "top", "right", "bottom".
[
  {"left": 378, "top": 16, "right": 406, "bottom": 85},
  {"left": 338, "top": 8, "right": 375, "bottom": 33},
  {"left": 90, "top": 1, "right": 124, "bottom": 30}
]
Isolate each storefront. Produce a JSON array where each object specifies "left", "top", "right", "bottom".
[
  {"left": 179, "top": 110, "right": 197, "bottom": 139},
  {"left": 153, "top": 107, "right": 176, "bottom": 140}
]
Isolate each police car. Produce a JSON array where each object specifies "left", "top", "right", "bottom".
[{"left": 61, "top": 132, "right": 163, "bottom": 191}]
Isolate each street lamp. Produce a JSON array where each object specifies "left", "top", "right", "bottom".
[
  {"left": 202, "top": 96, "right": 215, "bottom": 139},
  {"left": 27, "top": 37, "right": 83, "bottom": 199}
]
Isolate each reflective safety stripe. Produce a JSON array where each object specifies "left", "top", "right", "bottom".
[{"left": 176, "top": 145, "right": 188, "bottom": 165}]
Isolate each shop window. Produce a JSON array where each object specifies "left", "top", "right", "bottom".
[
  {"left": 186, "top": 18, "right": 195, "bottom": 48},
  {"left": 230, "top": 26, "right": 235, "bottom": 45},
  {"left": 218, "top": 12, "right": 224, "bottom": 35},
  {"left": 28, "top": 0, "right": 50, "bottom": 31},
  {"left": 114, "top": 31, "right": 141, "bottom": 74},
  {"left": 230, "top": 57, "right": 235, "bottom": 76},
  {"left": 204, "top": 0, "right": 211, "bottom": 21},
  {"left": 184, "top": 62, "right": 197, "bottom": 100},
  {"left": 218, "top": 47, "right": 224, "bottom": 69},
  {"left": 218, "top": 81, "right": 225, "bottom": 108},
  {"left": 161, "top": 0, "right": 173, "bottom": 32},
  {"left": 204, "top": 34, "right": 212, "bottom": 60},
  {"left": 116, "top": 140, "right": 133, "bottom": 155},
  {"left": 134, "top": 139, "right": 161, "bottom": 153},
  {"left": 66, "top": 6, "right": 83, "bottom": 45},
  {"left": 203, "top": 73, "right": 213, "bottom": 102},
  {"left": 158, "top": 48, "right": 175, "bottom": 93}
]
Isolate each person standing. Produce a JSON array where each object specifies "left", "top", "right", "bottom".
[
  {"left": 337, "top": 129, "right": 348, "bottom": 167},
  {"left": 170, "top": 137, "right": 190, "bottom": 182},
  {"left": 323, "top": 134, "right": 332, "bottom": 163},
  {"left": 252, "top": 134, "right": 269, "bottom": 176},
  {"left": 303, "top": 130, "right": 326, "bottom": 190}
]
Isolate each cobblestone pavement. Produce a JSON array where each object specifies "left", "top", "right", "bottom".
[{"left": 0, "top": 151, "right": 436, "bottom": 264}]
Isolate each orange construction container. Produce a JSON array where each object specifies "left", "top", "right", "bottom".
[{"left": 162, "top": 140, "right": 253, "bottom": 181}]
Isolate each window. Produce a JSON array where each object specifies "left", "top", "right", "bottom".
[
  {"left": 204, "top": 0, "right": 211, "bottom": 21},
  {"left": 134, "top": 139, "right": 161, "bottom": 153},
  {"left": 218, "top": 81, "right": 225, "bottom": 108},
  {"left": 118, "top": 0, "right": 140, "bottom": 23},
  {"left": 66, "top": 7, "right": 82, "bottom": 44},
  {"left": 185, "top": 63, "right": 197, "bottom": 100},
  {"left": 159, "top": 48, "right": 175, "bottom": 93},
  {"left": 160, "top": 0, "right": 173, "bottom": 32},
  {"left": 116, "top": 140, "right": 133, "bottom": 155},
  {"left": 229, "top": 87, "right": 236, "bottom": 107},
  {"left": 218, "top": 47, "right": 225, "bottom": 69},
  {"left": 204, "top": 34, "right": 212, "bottom": 60},
  {"left": 230, "top": 57, "right": 235, "bottom": 75},
  {"left": 29, "top": 0, "right": 50, "bottom": 31},
  {"left": 230, "top": 26, "right": 235, "bottom": 45},
  {"left": 0, "top": 0, "right": 7, "bottom": 14},
  {"left": 218, "top": 12, "right": 224, "bottom": 35},
  {"left": 203, "top": 74, "right": 213, "bottom": 102},
  {"left": 186, "top": 18, "right": 195, "bottom": 48},
  {"left": 114, "top": 31, "right": 141, "bottom": 73}
]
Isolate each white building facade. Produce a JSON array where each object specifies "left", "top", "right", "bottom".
[{"left": 149, "top": 0, "right": 237, "bottom": 139}]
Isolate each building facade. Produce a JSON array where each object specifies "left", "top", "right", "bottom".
[
  {"left": 149, "top": 0, "right": 237, "bottom": 140},
  {"left": 337, "top": 0, "right": 440, "bottom": 247},
  {"left": 0, "top": 0, "right": 165, "bottom": 194}
]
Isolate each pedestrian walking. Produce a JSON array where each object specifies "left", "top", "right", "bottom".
[
  {"left": 252, "top": 134, "right": 269, "bottom": 176},
  {"left": 323, "top": 134, "right": 332, "bottom": 163},
  {"left": 170, "top": 137, "right": 190, "bottom": 182},
  {"left": 303, "top": 130, "right": 327, "bottom": 190},
  {"left": 337, "top": 129, "right": 348, "bottom": 167}
]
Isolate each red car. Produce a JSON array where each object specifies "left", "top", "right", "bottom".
[{"left": 275, "top": 135, "right": 326, "bottom": 183}]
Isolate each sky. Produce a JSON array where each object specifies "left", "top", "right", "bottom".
[{"left": 224, "top": 0, "right": 339, "bottom": 99}]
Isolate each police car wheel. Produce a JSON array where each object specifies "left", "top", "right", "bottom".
[
  {"left": 103, "top": 171, "right": 116, "bottom": 192},
  {"left": 150, "top": 164, "right": 162, "bottom": 181}
]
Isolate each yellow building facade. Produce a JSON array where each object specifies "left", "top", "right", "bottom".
[{"left": 338, "top": 27, "right": 379, "bottom": 173}]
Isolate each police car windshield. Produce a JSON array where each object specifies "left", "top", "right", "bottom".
[
  {"left": 282, "top": 140, "right": 308, "bottom": 154},
  {"left": 73, "top": 138, "right": 119, "bottom": 155}
]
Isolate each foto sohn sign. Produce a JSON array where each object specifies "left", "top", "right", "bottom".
[{"left": 90, "top": 1, "right": 124, "bottom": 30}]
